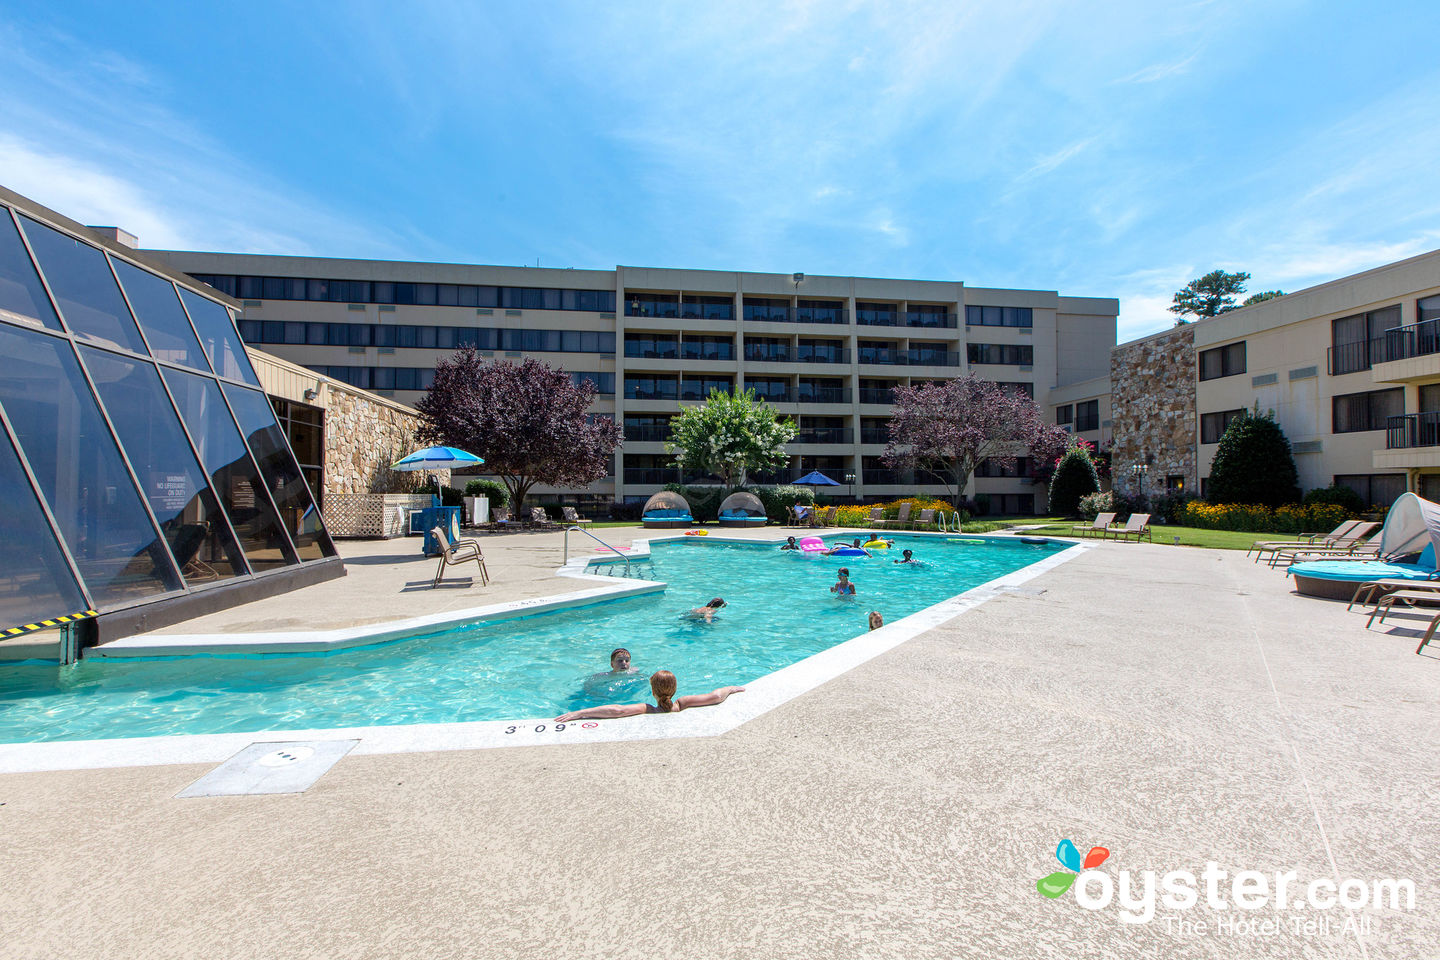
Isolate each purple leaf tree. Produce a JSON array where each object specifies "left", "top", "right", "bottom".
[
  {"left": 415, "top": 350, "right": 621, "bottom": 516},
  {"left": 883, "top": 374, "right": 1070, "bottom": 508}
]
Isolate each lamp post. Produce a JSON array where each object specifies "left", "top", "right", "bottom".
[{"left": 1130, "top": 461, "right": 1149, "bottom": 495}]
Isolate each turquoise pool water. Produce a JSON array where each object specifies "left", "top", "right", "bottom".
[{"left": 0, "top": 535, "right": 1065, "bottom": 743}]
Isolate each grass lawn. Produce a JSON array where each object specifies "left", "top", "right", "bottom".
[{"left": 1020, "top": 521, "right": 1294, "bottom": 550}]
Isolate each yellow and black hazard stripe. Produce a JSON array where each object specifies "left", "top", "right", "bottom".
[{"left": 3, "top": 609, "right": 98, "bottom": 637}]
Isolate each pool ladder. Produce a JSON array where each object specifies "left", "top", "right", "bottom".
[{"left": 563, "top": 525, "right": 636, "bottom": 577}]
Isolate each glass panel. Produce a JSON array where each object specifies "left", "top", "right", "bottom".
[
  {"left": 223, "top": 384, "right": 335, "bottom": 561},
  {"left": 0, "top": 211, "right": 61, "bottom": 331},
  {"left": 162, "top": 367, "right": 298, "bottom": 571},
  {"left": 0, "top": 324, "right": 181, "bottom": 605},
  {"left": 79, "top": 347, "right": 250, "bottom": 585},
  {"left": 178, "top": 288, "right": 260, "bottom": 385},
  {"left": 19, "top": 215, "right": 147, "bottom": 353},
  {"left": 0, "top": 427, "right": 88, "bottom": 625},
  {"left": 110, "top": 257, "right": 209, "bottom": 370}
]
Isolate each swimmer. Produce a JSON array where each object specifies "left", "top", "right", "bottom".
[
  {"left": 780, "top": 536, "right": 800, "bottom": 551},
  {"left": 868, "top": 611, "right": 884, "bottom": 630},
  {"left": 582, "top": 647, "right": 643, "bottom": 696},
  {"left": 893, "top": 548, "right": 921, "bottom": 565},
  {"left": 825, "top": 538, "right": 870, "bottom": 557},
  {"left": 684, "top": 597, "right": 727, "bottom": 622},
  {"left": 831, "top": 568, "right": 856, "bottom": 596},
  {"left": 554, "top": 670, "right": 746, "bottom": 722},
  {"left": 605, "top": 647, "right": 636, "bottom": 675}
]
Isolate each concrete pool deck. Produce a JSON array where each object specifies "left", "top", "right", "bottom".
[{"left": 2, "top": 530, "right": 1438, "bottom": 958}]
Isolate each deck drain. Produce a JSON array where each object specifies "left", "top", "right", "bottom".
[
  {"left": 177, "top": 740, "right": 358, "bottom": 798},
  {"left": 258, "top": 746, "right": 314, "bottom": 767}
]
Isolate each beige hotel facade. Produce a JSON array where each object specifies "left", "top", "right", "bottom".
[{"left": 141, "top": 250, "right": 1118, "bottom": 511}]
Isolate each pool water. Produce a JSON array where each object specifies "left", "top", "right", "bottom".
[{"left": 0, "top": 535, "right": 1065, "bottom": 743}]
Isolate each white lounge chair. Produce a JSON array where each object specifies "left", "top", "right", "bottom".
[
  {"left": 1249, "top": 520, "right": 1373, "bottom": 563},
  {"left": 1106, "top": 513, "right": 1152, "bottom": 542},
  {"left": 1071, "top": 512, "right": 1116, "bottom": 538}
]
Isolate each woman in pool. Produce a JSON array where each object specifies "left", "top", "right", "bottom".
[
  {"left": 683, "top": 597, "right": 727, "bottom": 622},
  {"left": 554, "top": 670, "right": 746, "bottom": 722},
  {"left": 831, "top": 568, "right": 856, "bottom": 596}
]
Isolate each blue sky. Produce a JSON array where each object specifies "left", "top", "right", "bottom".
[{"left": 1, "top": 0, "right": 1438, "bottom": 341}]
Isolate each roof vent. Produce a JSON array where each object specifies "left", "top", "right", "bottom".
[{"left": 88, "top": 226, "right": 138, "bottom": 248}]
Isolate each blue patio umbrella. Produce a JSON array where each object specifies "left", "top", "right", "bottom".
[
  {"left": 792, "top": 470, "right": 840, "bottom": 487},
  {"left": 391, "top": 446, "right": 485, "bottom": 471}
]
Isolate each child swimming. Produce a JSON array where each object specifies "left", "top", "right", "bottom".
[
  {"left": 682, "top": 597, "right": 727, "bottom": 622},
  {"left": 831, "top": 568, "right": 856, "bottom": 597},
  {"left": 555, "top": 670, "right": 746, "bottom": 722}
]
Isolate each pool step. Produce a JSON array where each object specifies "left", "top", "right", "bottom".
[{"left": 592, "top": 561, "right": 656, "bottom": 578}]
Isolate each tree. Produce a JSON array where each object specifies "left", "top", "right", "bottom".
[
  {"left": 1170, "top": 270, "right": 1251, "bottom": 322},
  {"left": 415, "top": 350, "right": 621, "bottom": 516},
  {"left": 883, "top": 374, "right": 1069, "bottom": 508},
  {"left": 1048, "top": 443, "right": 1101, "bottom": 517},
  {"left": 1242, "top": 290, "right": 1284, "bottom": 307},
  {"left": 666, "top": 387, "right": 796, "bottom": 488},
  {"left": 1205, "top": 408, "right": 1300, "bottom": 508}
]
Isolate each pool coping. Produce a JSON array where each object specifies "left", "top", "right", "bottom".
[{"left": 0, "top": 533, "right": 1091, "bottom": 773}]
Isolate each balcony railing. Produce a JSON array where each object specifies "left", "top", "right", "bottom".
[
  {"left": 625, "top": 303, "right": 679, "bottom": 319},
  {"left": 903, "top": 311, "right": 958, "bottom": 329},
  {"left": 748, "top": 389, "right": 793, "bottom": 403},
  {"left": 623, "top": 387, "right": 679, "bottom": 401},
  {"left": 1329, "top": 338, "right": 1385, "bottom": 375},
  {"left": 744, "top": 348, "right": 792, "bottom": 363},
  {"left": 623, "top": 468, "right": 682, "bottom": 484},
  {"left": 1383, "top": 319, "right": 1440, "bottom": 364},
  {"left": 678, "top": 303, "right": 734, "bottom": 321},
  {"left": 857, "top": 348, "right": 905, "bottom": 365},
  {"left": 792, "top": 428, "right": 854, "bottom": 444},
  {"left": 862, "top": 468, "right": 913, "bottom": 485},
  {"left": 624, "top": 343, "right": 678, "bottom": 359},
  {"left": 679, "top": 343, "right": 735, "bottom": 361},
  {"left": 858, "top": 388, "right": 895, "bottom": 405},
  {"left": 743, "top": 305, "right": 792, "bottom": 322},
  {"left": 860, "top": 427, "right": 888, "bottom": 444},
  {"left": 906, "top": 349, "right": 961, "bottom": 367},
  {"left": 623, "top": 425, "right": 672, "bottom": 442},
  {"left": 793, "top": 305, "right": 848, "bottom": 324},
  {"left": 795, "top": 347, "right": 850, "bottom": 364},
  {"left": 856, "top": 309, "right": 899, "bottom": 326},
  {"left": 796, "top": 388, "right": 852, "bottom": 404},
  {"left": 679, "top": 383, "right": 735, "bottom": 401},
  {"left": 1386, "top": 412, "right": 1440, "bottom": 449}
]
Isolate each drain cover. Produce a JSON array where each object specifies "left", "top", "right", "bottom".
[
  {"left": 177, "top": 740, "right": 358, "bottom": 798},
  {"left": 257, "top": 746, "right": 314, "bottom": 767}
]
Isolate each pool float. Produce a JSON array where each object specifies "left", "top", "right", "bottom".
[
  {"left": 684, "top": 529, "right": 708, "bottom": 536},
  {"left": 1020, "top": 537, "right": 1050, "bottom": 545},
  {"left": 829, "top": 547, "right": 869, "bottom": 557},
  {"left": 798, "top": 536, "right": 827, "bottom": 553},
  {"left": 862, "top": 539, "right": 892, "bottom": 549}
]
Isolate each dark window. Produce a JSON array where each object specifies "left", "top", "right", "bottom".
[
  {"left": 856, "top": 302, "right": 898, "bottom": 326},
  {"left": 625, "top": 293, "right": 679, "bottom": 318},
  {"left": 624, "top": 375, "right": 678, "bottom": 400},
  {"left": 678, "top": 295, "right": 732, "bottom": 320},
  {"left": 179, "top": 288, "right": 260, "bottom": 384},
  {"left": 0, "top": 427, "right": 87, "bottom": 623},
  {"left": 743, "top": 298, "right": 790, "bottom": 322},
  {"left": 797, "top": 338, "right": 845, "bottom": 363},
  {"left": 1201, "top": 409, "right": 1244, "bottom": 444},
  {"left": 975, "top": 457, "right": 1034, "bottom": 478},
  {"left": 20, "top": 215, "right": 148, "bottom": 353},
  {"left": 570, "top": 371, "right": 615, "bottom": 394},
  {"left": 0, "top": 211, "right": 62, "bottom": 331},
  {"left": 1420, "top": 295, "right": 1440, "bottom": 323},
  {"left": 1333, "top": 389, "right": 1403, "bottom": 433},
  {"left": 1198, "top": 342, "right": 1246, "bottom": 381},
  {"left": 680, "top": 376, "right": 733, "bottom": 401},
  {"left": 1056, "top": 404, "right": 1073, "bottom": 425},
  {"left": 966, "top": 305, "right": 1033, "bottom": 327},
  {"left": 1074, "top": 400, "right": 1099, "bottom": 431},
  {"left": 746, "top": 377, "right": 791, "bottom": 402},
  {"left": 996, "top": 382, "right": 1034, "bottom": 399},
  {"left": 623, "top": 333, "right": 678, "bottom": 359},
  {"left": 163, "top": 367, "right": 298, "bottom": 571},
  {"left": 1167, "top": 475, "right": 1186, "bottom": 495},
  {"left": 795, "top": 299, "right": 844, "bottom": 323},
  {"left": 81, "top": 346, "right": 250, "bottom": 584},
  {"left": 680, "top": 335, "right": 734, "bottom": 360},
  {"left": 967, "top": 343, "right": 1033, "bottom": 365},
  {"left": 0, "top": 324, "right": 181, "bottom": 603},
  {"left": 111, "top": 259, "right": 208, "bottom": 371},
  {"left": 271, "top": 398, "right": 324, "bottom": 506},
  {"left": 1331, "top": 307, "right": 1401, "bottom": 374},
  {"left": 744, "top": 337, "right": 791, "bottom": 362},
  {"left": 908, "top": 343, "right": 957, "bottom": 366},
  {"left": 797, "top": 378, "right": 847, "bottom": 403},
  {"left": 1333, "top": 473, "right": 1406, "bottom": 510}
]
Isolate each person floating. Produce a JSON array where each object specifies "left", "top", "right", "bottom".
[
  {"left": 554, "top": 670, "right": 746, "bottom": 722},
  {"left": 684, "top": 597, "right": 727, "bottom": 622},
  {"left": 831, "top": 568, "right": 856, "bottom": 596}
]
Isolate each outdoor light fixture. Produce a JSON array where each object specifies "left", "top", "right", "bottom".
[{"left": 793, "top": 272, "right": 805, "bottom": 288}]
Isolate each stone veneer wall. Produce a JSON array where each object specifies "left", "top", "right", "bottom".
[
  {"left": 321, "top": 385, "right": 443, "bottom": 496},
  {"left": 1110, "top": 324, "right": 1197, "bottom": 499}
]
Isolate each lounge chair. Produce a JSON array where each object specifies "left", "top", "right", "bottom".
[
  {"left": 1249, "top": 520, "right": 1374, "bottom": 564},
  {"left": 875, "top": 503, "right": 911, "bottom": 529},
  {"left": 1416, "top": 612, "right": 1440, "bottom": 654},
  {"left": 561, "top": 506, "right": 593, "bottom": 530},
  {"left": 432, "top": 527, "right": 489, "bottom": 587},
  {"left": 642, "top": 491, "right": 694, "bottom": 528},
  {"left": 911, "top": 508, "right": 935, "bottom": 530},
  {"left": 1107, "top": 513, "right": 1152, "bottom": 542},
  {"left": 817, "top": 505, "right": 838, "bottom": 527},
  {"left": 1366, "top": 587, "right": 1440, "bottom": 628},
  {"left": 1269, "top": 535, "right": 1381, "bottom": 567},
  {"left": 1349, "top": 573, "right": 1440, "bottom": 611},
  {"left": 864, "top": 505, "right": 884, "bottom": 526},
  {"left": 1070, "top": 512, "right": 1116, "bottom": 539},
  {"left": 530, "top": 507, "right": 560, "bottom": 530},
  {"left": 483, "top": 506, "right": 517, "bottom": 532}
]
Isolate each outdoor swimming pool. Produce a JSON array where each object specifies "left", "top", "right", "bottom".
[{"left": 0, "top": 535, "right": 1067, "bottom": 743}]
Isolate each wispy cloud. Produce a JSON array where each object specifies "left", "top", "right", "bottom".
[
  {"left": 1015, "top": 137, "right": 1098, "bottom": 184},
  {"left": 1114, "top": 50, "right": 1200, "bottom": 84}
]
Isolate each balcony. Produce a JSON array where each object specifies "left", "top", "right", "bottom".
[
  {"left": 1371, "top": 319, "right": 1440, "bottom": 383},
  {"left": 903, "top": 311, "right": 958, "bottom": 329},
  {"left": 858, "top": 388, "right": 895, "bottom": 405},
  {"left": 857, "top": 348, "right": 905, "bottom": 365},
  {"left": 796, "top": 388, "right": 852, "bottom": 405},
  {"left": 678, "top": 303, "right": 734, "bottom": 321},
  {"left": 623, "top": 467, "right": 682, "bottom": 485},
  {"left": 679, "top": 343, "right": 735, "bottom": 361},
  {"left": 623, "top": 343, "right": 679, "bottom": 359},
  {"left": 794, "top": 305, "right": 848, "bottom": 325},
  {"left": 623, "top": 388, "right": 679, "bottom": 401},
  {"left": 862, "top": 468, "right": 913, "bottom": 485},
  {"left": 1386, "top": 412, "right": 1440, "bottom": 449},
  {"left": 680, "top": 382, "right": 734, "bottom": 400},
  {"left": 856, "top": 309, "right": 899, "bottom": 326},
  {"left": 1328, "top": 338, "right": 1385, "bottom": 376},
  {"left": 625, "top": 303, "right": 679, "bottom": 319},
  {"left": 860, "top": 427, "right": 888, "bottom": 444},
  {"left": 623, "top": 425, "right": 672, "bottom": 442},
  {"left": 906, "top": 349, "right": 961, "bottom": 367},
  {"left": 792, "top": 428, "right": 854, "bottom": 444},
  {"left": 744, "top": 347, "right": 792, "bottom": 363},
  {"left": 795, "top": 347, "right": 850, "bottom": 364},
  {"left": 743, "top": 304, "right": 792, "bottom": 322}
]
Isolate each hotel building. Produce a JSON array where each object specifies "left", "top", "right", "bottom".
[{"left": 142, "top": 251, "right": 1119, "bottom": 513}]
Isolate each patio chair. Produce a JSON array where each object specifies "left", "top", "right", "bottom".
[
  {"left": 561, "top": 506, "right": 593, "bottom": 530},
  {"left": 818, "top": 505, "right": 839, "bottom": 527},
  {"left": 483, "top": 505, "right": 515, "bottom": 532},
  {"left": 911, "top": 508, "right": 936, "bottom": 530},
  {"left": 1107, "top": 513, "right": 1152, "bottom": 542},
  {"left": 864, "top": 505, "right": 884, "bottom": 526},
  {"left": 875, "top": 503, "right": 911, "bottom": 529},
  {"left": 1366, "top": 588, "right": 1440, "bottom": 628},
  {"left": 1268, "top": 534, "right": 1381, "bottom": 567},
  {"left": 1416, "top": 612, "right": 1440, "bottom": 654},
  {"left": 1070, "top": 512, "right": 1116, "bottom": 539},
  {"left": 530, "top": 507, "right": 560, "bottom": 530},
  {"left": 432, "top": 527, "right": 489, "bottom": 587},
  {"left": 1249, "top": 520, "right": 1373, "bottom": 563}
]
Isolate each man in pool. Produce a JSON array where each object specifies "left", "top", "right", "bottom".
[
  {"left": 824, "top": 538, "right": 870, "bottom": 557},
  {"left": 893, "top": 548, "right": 921, "bottom": 565},
  {"left": 555, "top": 670, "right": 746, "bottom": 722},
  {"left": 780, "top": 536, "right": 800, "bottom": 551},
  {"left": 831, "top": 568, "right": 856, "bottom": 596},
  {"left": 683, "top": 597, "right": 726, "bottom": 622},
  {"left": 582, "top": 648, "right": 643, "bottom": 696}
]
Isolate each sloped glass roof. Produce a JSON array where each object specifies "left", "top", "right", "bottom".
[{"left": 0, "top": 202, "right": 337, "bottom": 633}]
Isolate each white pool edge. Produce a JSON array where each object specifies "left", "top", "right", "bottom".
[{"left": 0, "top": 535, "right": 1089, "bottom": 773}]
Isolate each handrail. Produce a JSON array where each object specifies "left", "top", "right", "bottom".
[{"left": 564, "top": 525, "right": 631, "bottom": 576}]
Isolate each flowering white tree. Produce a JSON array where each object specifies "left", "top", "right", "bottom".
[{"left": 666, "top": 388, "right": 796, "bottom": 488}]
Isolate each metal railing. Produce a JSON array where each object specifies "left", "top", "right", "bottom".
[
  {"left": 623, "top": 343, "right": 679, "bottom": 359},
  {"left": 791, "top": 428, "right": 854, "bottom": 444},
  {"left": 563, "top": 526, "right": 633, "bottom": 577},
  {"left": 858, "top": 388, "right": 896, "bottom": 405},
  {"left": 903, "top": 311, "right": 959, "bottom": 328},
  {"left": 795, "top": 348, "right": 850, "bottom": 364},
  {"left": 1387, "top": 412, "right": 1440, "bottom": 449},
  {"left": 623, "top": 425, "right": 672, "bottom": 442},
  {"left": 795, "top": 388, "right": 852, "bottom": 404}
]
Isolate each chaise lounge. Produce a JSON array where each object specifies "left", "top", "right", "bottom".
[
  {"left": 642, "top": 491, "right": 694, "bottom": 529},
  {"left": 717, "top": 491, "right": 768, "bottom": 528}
]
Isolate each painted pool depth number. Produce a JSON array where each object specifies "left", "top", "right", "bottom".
[{"left": 502, "top": 721, "right": 600, "bottom": 734}]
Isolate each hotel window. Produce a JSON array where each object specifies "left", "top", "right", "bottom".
[
  {"left": 1332, "top": 388, "right": 1403, "bottom": 433},
  {"left": 966, "top": 343, "right": 1033, "bottom": 365},
  {"left": 624, "top": 375, "right": 678, "bottom": 400},
  {"left": 1333, "top": 473, "right": 1405, "bottom": 509},
  {"left": 745, "top": 377, "right": 791, "bottom": 402},
  {"left": 624, "top": 333, "right": 678, "bottom": 359},
  {"left": 625, "top": 293, "right": 678, "bottom": 318},
  {"left": 679, "top": 295, "right": 733, "bottom": 320},
  {"left": 1419, "top": 295, "right": 1440, "bottom": 323},
  {"left": 1197, "top": 342, "right": 1246, "bottom": 381},
  {"left": 1330, "top": 306, "right": 1401, "bottom": 375},
  {"left": 1200, "top": 409, "right": 1244, "bottom": 444},
  {"left": 965, "top": 305, "right": 1033, "bottom": 327},
  {"left": 742, "top": 298, "right": 790, "bottom": 322},
  {"left": 680, "top": 376, "right": 733, "bottom": 401},
  {"left": 1074, "top": 400, "right": 1100, "bottom": 432},
  {"left": 996, "top": 382, "right": 1034, "bottom": 399},
  {"left": 680, "top": 335, "right": 734, "bottom": 361},
  {"left": 1056, "top": 404, "right": 1073, "bottom": 425}
]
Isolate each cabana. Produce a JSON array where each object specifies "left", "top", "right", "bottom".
[
  {"left": 641, "top": 490, "right": 694, "bottom": 528},
  {"left": 1289, "top": 493, "right": 1440, "bottom": 600},
  {"left": 717, "top": 491, "right": 768, "bottom": 527}
]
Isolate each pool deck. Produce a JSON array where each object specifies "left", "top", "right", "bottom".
[{"left": 3, "top": 528, "right": 1439, "bottom": 958}]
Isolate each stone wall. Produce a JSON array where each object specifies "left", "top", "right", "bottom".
[
  {"left": 1110, "top": 324, "right": 1196, "bottom": 499},
  {"left": 321, "top": 386, "right": 442, "bottom": 495}
]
